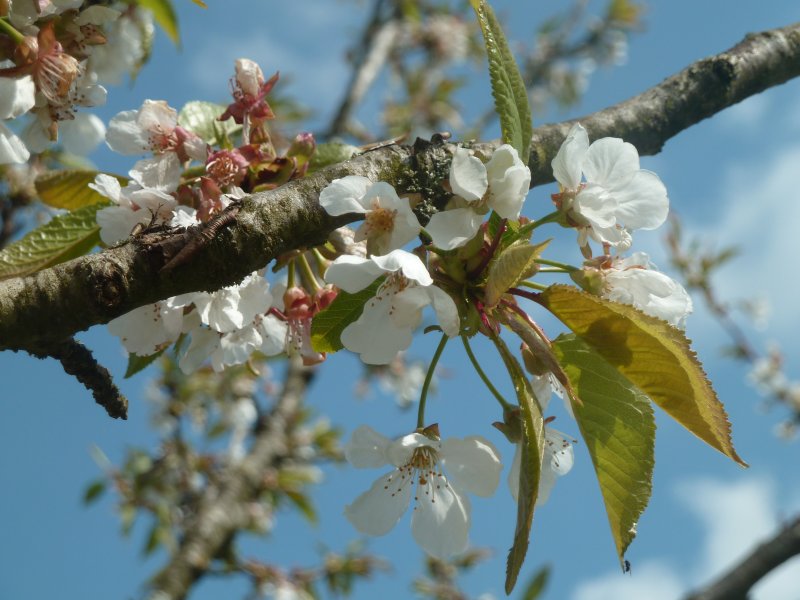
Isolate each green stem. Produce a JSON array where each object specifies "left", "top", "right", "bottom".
[
  {"left": 417, "top": 335, "right": 449, "bottom": 428},
  {"left": 0, "top": 18, "right": 25, "bottom": 44},
  {"left": 287, "top": 260, "right": 296, "bottom": 289},
  {"left": 519, "top": 280, "right": 548, "bottom": 291},
  {"left": 535, "top": 258, "right": 578, "bottom": 272},
  {"left": 310, "top": 248, "right": 328, "bottom": 275},
  {"left": 296, "top": 253, "right": 321, "bottom": 292},
  {"left": 530, "top": 210, "right": 560, "bottom": 230},
  {"left": 461, "top": 335, "right": 512, "bottom": 410}
]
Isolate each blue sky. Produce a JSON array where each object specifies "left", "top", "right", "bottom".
[{"left": 2, "top": 1, "right": 800, "bottom": 599}]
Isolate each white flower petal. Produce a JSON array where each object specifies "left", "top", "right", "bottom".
[
  {"left": 386, "top": 432, "right": 437, "bottom": 467},
  {"left": 426, "top": 207, "right": 484, "bottom": 250},
  {"left": 319, "top": 176, "right": 372, "bottom": 216},
  {"left": 426, "top": 285, "right": 460, "bottom": 337},
  {"left": 129, "top": 154, "right": 180, "bottom": 192},
  {"left": 440, "top": 436, "right": 502, "bottom": 497},
  {"left": 179, "top": 327, "right": 220, "bottom": 373},
  {"left": 411, "top": 482, "right": 471, "bottom": 559},
  {"left": 583, "top": 137, "right": 639, "bottom": 187},
  {"left": 391, "top": 287, "right": 429, "bottom": 331},
  {"left": 325, "top": 255, "right": 385, "bottom": 293},
  {"left": 0, "top": 122, "right": 30, "bottom": 165},
  {"left": 257, "top": 314, "right": 288, "bottom": 356},
  {"left": 107, "top": 301, "right": 181, "bottom": 355},
  {"left": 611, "top": 169, "right": 669, "bottom": 230},
  {"left": 106, "top": 109, "right": 148, "bottom": 154},
  {"left": 486, "top": 144, "right": 530, "bottom": 219},
  {"left": 194, "top": 287, "right": 244, "bottom": 333},
  {"left": 236, "top": 273, "right": 272, "bottom": 324},
  {"left": 341, "top": 294, "right": 413, "bottom": 364},
  {"left": 345, "top": 470, "right": 412, "bottom": 536},
  {"left": 449, "top": 147, "right": 487, "bottom": 201},
  {"left": 96, "top": 205, "right": 148, "bottom": 244},
  {"left": 345, "top": 425, "right": 392, "bottom": 468},
  {"left": 59, "top": 113, "right": 106, "bottom": 156},
  {"left": 0, "top": 75, "right": 36, "bottom": 119},
  {"left": 371, "top": 250, "right": 433, "bottom": 286},
  {"left": 573, "top": 184, "right": 617, "bottom": 229},
  {"left": 552, "top": 124, "right": 589, "bottom": 189}
]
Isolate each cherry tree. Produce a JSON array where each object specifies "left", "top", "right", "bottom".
[{"left": 1, "top": 1, "right": 799, "bottom": 599}]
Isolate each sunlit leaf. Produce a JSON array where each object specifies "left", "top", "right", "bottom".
[
  {"left": 491, "top": 334, "right": 544, "bottom": 594},
  {"left": 470, "top": 0, "right": 533, "bottom": 160},
  {"left": 310, "top": 279, "right": 382, "bottom": 353},
  {"left": 178, "top": 101, "right": 240, "bottom": 146},
  {"left": 124, "top": 348, "right": 166, "bottom": 378},
  {"left": 285, "top": 490, "right": 318, "bottom": 524},
  {"left": 308, "top": 142, "right": 359, "bottom": 174},
  {"left": 540, "top": 284, "right": 746, "bottom": 466},
  {"left": 190, "top": 0, "right": 207, "bottom": 7},
  {"left": 0, "top": 202, "right": 109, "bottom": 281},
  {"left": 553, "top": 334, "right": 655, "bottom": 562},
  {"left": 138, "top": 0, "right": 180, "bottom": 45},
  {"left": 484, "top": 239, "right": 549, "bottom": 306},
  {"left": 35, "top": 170, "right": 126, "bottom": 210}
]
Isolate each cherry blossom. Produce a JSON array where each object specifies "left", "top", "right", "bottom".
[
  {"left": 602, "top": 252, "right": 693, "bottom": 328},
  {"left": 0, "top": 75, "right": 36, "bottom": 164},
  {"left": 551, "top": 123, "right": 668, "bottom": 250},
  {"left": 324, "top": 250, "right": 459, "bottom": 364},
  {"left": 106, "top": 99, "right": 207, "bottom": 163},
  {"left": 319, "top": 176, "right": 421, "bottom": 255},
  {"left": 344, "top": 424, "right": 502, "bottom": 558},
  {"left": 107, "top": 300, "right": 184, "bottom": 356},
  {"left": 426, "top": 144, "right": 531, "bottom": 250}
]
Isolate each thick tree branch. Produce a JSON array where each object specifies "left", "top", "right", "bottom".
[
  {"left": 1, "top": 23, "right": 799, "bottom": 353},
  {"left": 150, "top": 357, "right": 312, "bottom": 600},
  {"left": 684, "top": 515, "right": 800, "bottom": 600}
]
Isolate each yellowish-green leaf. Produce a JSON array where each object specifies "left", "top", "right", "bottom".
[
  {"left": 35, "top": 170, "right": 126, "bottom": 210},
  {"left": 540, "top": 284, "right": 746, "bottom": 466},
  {"left": 553, "top": 334, "right": 655, "bottom": 563},
  {"left": 178, "top": 101, "right": 240, "bottom": 146},
  {"left": 308, "top": 142, "right": 359, "bottom": 174},
  {"left": 491, "top": 334, "right": 544, "bottom": 594},
  {"left": 138, "top": 0, "right": 180, "bottom": 45},
  {"left": 125, "top": 348, "right": 166, "bottom": 378},
  {"left": 310, "top": 279, "right": 382, "bottom": 353},
  {"left": 0, "top": 201, "right": 109, "bottom": 281},
  {"left": 484, "top": 239, "right": 549, "bottom": 306},
  {"left": 520, "top": 565, "right": 550, "bottom": 600},
  {"left": 190, "top": 0, "right": 207, "bottom": 7},
  {"left": 470, "top": 0, "right": 533, "bottom": 160}
]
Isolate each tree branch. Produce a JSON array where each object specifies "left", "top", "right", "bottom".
[
  {"left": 1, "top": 22, "right": 799, "bottom": 353},
  {"left": 684, "top": 514, "right": 800, "bottom": 600},
  {"left": 149, "top": 356, "right": 313, "bottom": 600}
]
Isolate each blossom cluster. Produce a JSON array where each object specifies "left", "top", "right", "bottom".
[{"left": 0, "top": 0, "right": 154, "bottom": 163}]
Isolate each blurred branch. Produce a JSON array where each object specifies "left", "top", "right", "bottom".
[
  {"left": 2, "top": 23, "right": 800, "bottom": 354},
  {"left": 684, "top": 514, "right": 800, "bottom": 600},
  {"left": 149, "top": 356, "right": 313, "bottom": 600},
  {"left": 326, "top": 0, "right": 401, "bottom": 140}
]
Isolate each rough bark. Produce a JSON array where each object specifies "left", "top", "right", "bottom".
[
  {"left": 1, "top": 22, "right": 799, "bottom": 353},
  {"left": 684, "top": 515, "right": 800, "bottom": 600}
]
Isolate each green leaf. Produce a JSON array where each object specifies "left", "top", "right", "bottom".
[
  {"left": 190, "top": 0, "right": 207, "bottom": 7},
  {"left": 83, "top": 479, "right": 107, "bottom": 505},
  {"left": 308, "top": 142, "right": 359, "bottom": 174},
  {"left": 35, "top": 170, "right": 126, "bottom": 210},
  {"left": 0, "top": 201, "right": 109, "bottom": 281},
  {"left": 178, "top": 101, "right": 240, "bottom": 146},
  {"left": 520, "top": 565, "right": 550, "bottom": 600},
  {"left": 540, "top": 285, "right": 746, "bottom": 467},
  {"left": 484, "top": 239, "right": 549, "bottom": 306},
  {"left": 143, "top": 523, "right": 165, "bottom": 555},
  {"left": 137, "top": 0, "right": 180, "bottom": 45},
  {"left": 310, "top": 278, "right": 382, "bottom": 353},
  {"left": 470, "top": 0, "right": 533, "bottom": 160},
  {"left": 124, "top": 348, "right": 166, "bottom": 378},
  {"left": 552, "top": 334, "right": 655, "bottom": 563},
  {"left": 490, "top": 334, "right": 544, "bottom": 594},
  {"left": 285, "top": 490, "right": 318, "bottom": 524}
]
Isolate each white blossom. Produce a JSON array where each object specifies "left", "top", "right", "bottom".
[
  {"left": 551, "top": 123, "right": 668, "bottom": 249},
  {"left": 0, "top": 75, "right": 36, "bottom": 164},
  {"left": 603, "top": 252, "right": 693, "bottom": 329},
  {"left": 107, "top": 300, "right": 184, "bottom": 356},
  {"left": 344, "top": 425, "right": 502, "bottom": 558},
  {"left": 320, "top": 177, "right": 421, "bottom": 255},
  {"left": 325, "top": 250, "right": 459, "bottom": 364},
  {"left": 426, "top": 145, "right": 531, "bottom": 250}
]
